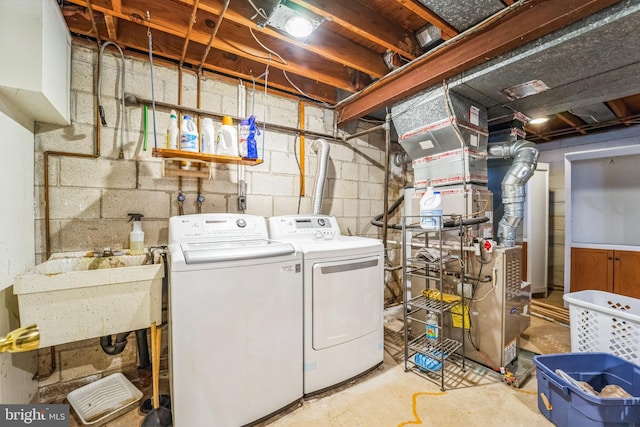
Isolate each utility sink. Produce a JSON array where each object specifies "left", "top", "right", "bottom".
[{"left": 13, "top": 252, "right": 164, "bottom": 348}]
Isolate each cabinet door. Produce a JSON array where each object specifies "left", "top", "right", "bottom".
[
  {"left": 613, "top": 250, "right": 640, "bottom": 298},
  {"left": 570, "top": 247, "right": 613, "bottom": 292}
]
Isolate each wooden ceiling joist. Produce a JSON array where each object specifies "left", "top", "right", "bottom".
[
  {"left": 178, "top": 0, "right": 389, "bottom": 78},
  {"left": 393, "top": 0, "right": 459, "bottom": 40},
  {"left": 555, "top": 112, "right": 588, "bottom": 135},
  {"left": 66, "top": 0, "right": 358, "bottom": 96},
  {"left": 336, "top": 0, "right": 623, "bottom": 124},
  {"left": 104, "top": 0, "right": 121, "bottom": 39},
  {"left": 288, "top": 0, "right": 418, "bottom": 59},
  {"left": 606, "top": 99, "right": 631, "bottom": 126}
]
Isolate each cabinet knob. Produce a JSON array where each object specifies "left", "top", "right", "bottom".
[
  {"left": 608, "top": 257, "right": 613, "bottom": 260},
  {"left": 615, "top": 258, "right": 620, "bottom": 261}
]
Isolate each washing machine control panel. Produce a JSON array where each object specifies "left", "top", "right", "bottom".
[
  {"left": 169, "top": 214, "right": 268, "bottom": 243},
  {"left": 268, "top": 215, "right": 341, "bottom": 240}
]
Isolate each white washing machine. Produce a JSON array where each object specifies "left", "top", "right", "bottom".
[
  {"left": 268, "top": 214, "right": 384, "bottom": 395},
  {"left": 168, "top": 213, "right": 303, "bottom": 426}
]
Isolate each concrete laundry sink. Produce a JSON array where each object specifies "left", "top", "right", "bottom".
[{"left": 13, "top": 252, "right": 164, "bottom": 348}]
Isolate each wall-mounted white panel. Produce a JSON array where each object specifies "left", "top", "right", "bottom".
[
  {"left": 0, "top": 110, "right": 34, "bottom": 292},
  {"left": 0, "top": 0, "right": 71, "bottom": 125},
  {"left": 571, "top": 154, "right": 640, "bottom": 246},
  {"left": 0, "top": 109, "right": 37, "bottom": 405}
]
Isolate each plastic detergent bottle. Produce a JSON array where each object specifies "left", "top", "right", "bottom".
[
  {"left": 180, "top": 115, "right": 198, "bottom": 152},
  {"left": 216, "top": 116, "right": 239, "bottom": 156},
  {"left": 128, "top": 213, "right": 145, "bottom": 255},
  {"left": 201, "top": 118, "right": 215, "bottom": 154},
  {"left": 166, "top": 110, "right": 179, "bottom": 149},
  {"left": 425, "top": 311, "right": 438, "bottom": 340},
  {"left": 420, "top": 187, "right": 443, "bottom": 230}
]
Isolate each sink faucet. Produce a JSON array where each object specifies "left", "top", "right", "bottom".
[{"left": 94, "top": 245, "right": 124, "bottom": 257}]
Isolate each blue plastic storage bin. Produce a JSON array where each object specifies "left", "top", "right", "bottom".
[{"left": 534, "top": 353, "right": 640, "bottom": 426}]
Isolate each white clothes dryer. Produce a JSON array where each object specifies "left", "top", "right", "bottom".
[
  {"left": 268, "top": 214, "right": 384, "bottom": 395},
  {"left": 168, "top": 213, "right": 303, "bottom": 426}
]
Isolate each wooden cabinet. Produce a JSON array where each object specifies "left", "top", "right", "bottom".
[
  {"left": 614, "top": 250, "right": 640, "bottom": 298},
  {"left": 571, "top": 247, "right": 640, "bottom": 298}
]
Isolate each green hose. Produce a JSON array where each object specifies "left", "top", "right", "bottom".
[{"left": 143, "top": 104, "right": 148, "bottom": 151}]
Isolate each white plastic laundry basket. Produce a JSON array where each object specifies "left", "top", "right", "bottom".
[{"left": 564, "top": 290, "right": 640, "bottom": 365}]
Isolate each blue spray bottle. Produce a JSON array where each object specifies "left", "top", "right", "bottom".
[{"left": 246, "top": 115, "right": 260, "bottom": 160}]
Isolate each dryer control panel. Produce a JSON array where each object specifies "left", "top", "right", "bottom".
[{"left": 268, "top": 215, "right": 341, "bottom": 240}]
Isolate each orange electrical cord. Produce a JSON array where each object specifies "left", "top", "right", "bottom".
[
  {"left": 397, "top": 391, "right": 447, "bottom": 427},
  {"left": 299, "top": 101, "right": 305, "bottom": 196}
]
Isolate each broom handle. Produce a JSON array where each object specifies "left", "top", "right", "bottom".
[{"left": 151, "top": 322, "right": 160, "bottom": 409}]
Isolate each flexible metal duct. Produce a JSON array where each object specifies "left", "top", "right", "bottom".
[
  {"left": 488, "top": 139, "right": 539, "bottom": 247},
  {"left": 311, "top": 139, "right": 330, "bottom": 214}
]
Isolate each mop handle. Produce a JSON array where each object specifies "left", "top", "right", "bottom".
[{"left": 147, "top": 12, "right": 158, "bottom": 151}]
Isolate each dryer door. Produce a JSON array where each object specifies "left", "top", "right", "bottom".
[{"left": 311, "top": 255, "right": 382, "bottom": 350}]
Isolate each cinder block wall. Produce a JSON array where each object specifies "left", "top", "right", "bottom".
[{"left": 33, "top": 41, "right": 406, "bottom": 399}]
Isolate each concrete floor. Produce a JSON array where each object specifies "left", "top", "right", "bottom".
[{"left": 66, "top": 294, "right": 570, "bottom": 426}]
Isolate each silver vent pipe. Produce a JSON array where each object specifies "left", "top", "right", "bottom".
[
  {"left": 311, "top": 139, "right": 330, "bottom": 215},
  {"left": 488, "top": 139, "right": 539, "bottom": 247}
]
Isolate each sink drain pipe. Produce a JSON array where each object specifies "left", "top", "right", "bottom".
[
  {"left": 99, "top": 330, "right": 151, "bottom": 370},
  {"left": 100, "top": 332, "right": 131, "bottom": 355}
]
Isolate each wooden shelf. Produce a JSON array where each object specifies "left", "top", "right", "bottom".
[{"left": 152, "top": 148, "right": 262, "bottom": 166}]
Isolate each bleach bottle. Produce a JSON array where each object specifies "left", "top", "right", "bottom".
[
  {"left": 420, "top": 186, "right": 442, "bottom": 230},
  {"left": 180, "top": 115, "right": 198, "bottom": 152}
]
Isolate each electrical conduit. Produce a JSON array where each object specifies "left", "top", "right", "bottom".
[{"left": 97, "top": 41, "right": 126, "bottom": 159}]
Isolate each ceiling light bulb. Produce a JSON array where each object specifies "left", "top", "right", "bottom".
[
  {"left": 285, "top": 16, "right": 314, "bottom": 38},
  {"left": 529, "top": 117, "right": 549, "bottom": 124}
]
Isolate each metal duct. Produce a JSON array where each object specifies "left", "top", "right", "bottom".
[
  {"left": 391, "top": 87, "right": 489, "bottom": 188},
  {"left": 391, "top": 87, "right": 488, "bottom": 160},
  {"left": 488, "top": 139, "right": 539, "bottom": 247},
  {"left": 311, "top": 139, "right": 330, "bottom": 215}
]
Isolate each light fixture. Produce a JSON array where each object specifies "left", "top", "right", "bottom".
[
  {"left": 264, "top": 0, "right": 322, "bottom": 39},
  {"left": 529, "top": 117, "right": 549, "bottom": 125},
  {"left": 285, "top": 16, "right": 314, "bottom": 38}
]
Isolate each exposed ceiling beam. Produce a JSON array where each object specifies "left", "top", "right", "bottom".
[
  {"left": 336, "top": 0, "right": 623, "bottom": 124},
  {"left": 102, "top": 20, "right": 339, "bottom": 102},
  {"left": 393, "top": 0, "right": 458, "bottom": 40},
  {"left": 288, "top": 0, "right": 418, "bottom": 59},
  {"left": 555, "top": 112, "right": 588, "bottom": 135},
  {"left": 606, "top": 99, "right": 631, "bottom": 126},
  {"left": 66, "top": 0, "right": 359, "bottom": 93},
  {"left": 180, "top": 0, "right": 389, "bottom": 78}
]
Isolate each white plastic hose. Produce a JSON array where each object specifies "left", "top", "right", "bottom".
[{"left": 311, "top": 139, "right": 330, "bottom": 215}]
